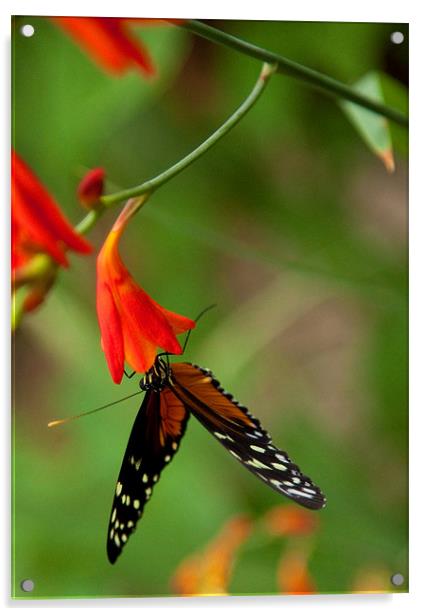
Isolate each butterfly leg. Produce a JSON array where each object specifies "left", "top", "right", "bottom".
[{"left": 124, "top": 369, "right": 136, "bottom": 379}]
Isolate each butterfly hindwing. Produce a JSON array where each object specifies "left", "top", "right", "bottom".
[
  {"left": 107, "top": 387, "right": 189, "bottom": 563},
  {"left": 170, "top": 362, "right": 326, "bottom": 510}
]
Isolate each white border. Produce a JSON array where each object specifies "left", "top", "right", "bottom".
[
  {"left": 0, "top": 0, "right": 416, "bottom": 21},
  {"left": 2, "top": 0, "right": 425, "bottom": 613}
]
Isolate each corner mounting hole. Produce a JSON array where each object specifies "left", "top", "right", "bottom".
[
  {"left": 20, "top": 579, "right": 35, "bottom": 592},
  {"left": 391, "top": 573, "right": 404, "bottom": 587},
  {"left": 20, "top": 24, "right": 35, "bottom": 38},
  {"left": 390, "top": 31, "right": 404, "bottom": 45}
]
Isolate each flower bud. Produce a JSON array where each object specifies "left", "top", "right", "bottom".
[{"left": 77, "top": 168, "right": 105, "bottom": 208}]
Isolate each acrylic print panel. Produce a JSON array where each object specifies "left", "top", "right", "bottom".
[{"left": 12, "top": 16, "right": 408, "bottom": 599}]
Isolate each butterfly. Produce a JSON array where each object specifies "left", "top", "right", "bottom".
[{"left": 106, "top": 354, "right": 326, "bottom": 563}]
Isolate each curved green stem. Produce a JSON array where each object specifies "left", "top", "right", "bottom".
[
  {"left": 100, "top": 61, "right": 277, "bottom": 206},
  {"left": 182, "top": 20, "right": 408, "bottom": 128},
  {"left": 75, "top": 207, "right": 104, "bottom": 236}
]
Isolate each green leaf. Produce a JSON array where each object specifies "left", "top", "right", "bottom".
[
  {"left": 341, "top": 71, "right": 396, "bottom": 172},
  {"left": 380, "top": 73, "right": 408, "bottom": 160}
]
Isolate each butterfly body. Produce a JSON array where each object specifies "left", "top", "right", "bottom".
[
  {"left": 107, "top": 356, "right": 326, "bottom": 563},
  {"left": 139, "top": 356, "right": 171, "bottom": 392}
]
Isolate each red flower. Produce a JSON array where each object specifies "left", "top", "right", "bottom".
[
  {"left": 12, "top": 151, "right": 92, "bottom": 269},
  {"left": 51, "top": 17, "right": 156, "bottom": 77},
  {"left": 96, "top": 199, "right": 195, "bottom": 383},
  {"left": 77, "top": 167, "right": 105, "bottom": 208}
]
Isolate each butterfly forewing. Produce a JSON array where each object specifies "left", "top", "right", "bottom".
[
  {"left": 170, "top": 363, "right": 326, "bottom": 510},
  {"left": 107, "top": 387, "right": 189, "bottom": 563}
]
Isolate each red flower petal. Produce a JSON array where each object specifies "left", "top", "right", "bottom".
[
  {"left": 13, "top": 182, "right": 69, "bottom": 266},
  {"left": 96, "top": 218, "right": 195, "bottom": 381},
  {"left": 121, "top": 316, "right": 158, "bottom": 375},
  {"left": 12, "top": 152, "right": 92, "bottom": 266},
  {"left": 156, "top": 303, "right": 196, "bottom": 335},
  {"left": 12, "top": 214, "right": 33, "bottom": 270},
  {"left": 117, "top": 281, "right": 183, "bottom": 354},
  {"left": 102, "top": 18, "right": 155, "bottom": 76},
  {"left": 96, "top": 279, "right": 125, "bottom": 384},
  {"left": 52, "top": 17, "right": 155, "bottom": 77}
]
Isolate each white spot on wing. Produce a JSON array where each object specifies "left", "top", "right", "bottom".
[
  {"left": 287, "top": 488, "right": 314, "bottom": 498},
  {"left": 272, "top": 462, "right": 288, "bottom": 471},
  {"left": 247, "top": 458, "right": 269, "bottom": 470},
  {"left": 276, "top": 454, "right": 289, "bottom": 463},
  {"left": 302, "top": 487, "right": 317, "bottom": 495}
]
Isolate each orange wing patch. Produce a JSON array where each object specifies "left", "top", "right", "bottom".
[
  {"left": 170, "top": 363, "right": 256, "bottom": 430},
  {"left": 159, "top": 388, "right": 188, "bottom": 446}
]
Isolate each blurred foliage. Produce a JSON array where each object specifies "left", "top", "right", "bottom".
[{"left": 12, "top": 17, "right": 408, "bottom": 598}]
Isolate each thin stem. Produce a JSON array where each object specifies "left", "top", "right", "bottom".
[
  {"left": 182, "top": 20, "right": 408, "bottom": 128},
  {"left": 11, "top": 288, "right": 26, "bottom": 332},
  {"left": 75, "top": 207, "right": 104, "bottom": 236},
  {"left": 101, "top": 62, "right": 277, "bottom": 206}
]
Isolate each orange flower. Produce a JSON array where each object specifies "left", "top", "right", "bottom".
[
  {"left": 96, "top": 198, "right": 195, "bottom": 383},
  {"left": 277, "top": 548, "right": 316, "bottom": 594},
  {"left": 171, "top": 515, "right": 253, "bottom": 596},
  {"left": 12, "top": 151, "right": 92, "bottom": 270},
  {"left": 263, "top": 504, "right": 318, "bottom": 537},
  {"left": 51, "top": 17, "right": 156, "bottom": 77}
]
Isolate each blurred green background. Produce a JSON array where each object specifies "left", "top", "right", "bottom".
[{"left": 12, "top": 17, "right": 408, "bottom": 598}]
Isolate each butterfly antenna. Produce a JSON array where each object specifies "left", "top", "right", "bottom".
[
  {"left": 181, "top": 304, "right": 217, "bottom": 354},
  {"left": 47, "top": 390, "right": 143, "bottom": 428}
]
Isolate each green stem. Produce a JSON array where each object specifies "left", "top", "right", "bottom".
[
  {"left": 75, "top": 207, "right": 104, "bottom": 236},
  {"left": 182, "top": 20, "right": 408, "bottom": 127},
  {"left": 101, "top": 62, "right": 277, "bottom": 206},
  {"left": 11, "top": 288, "right": 27, "bottom": 332}
]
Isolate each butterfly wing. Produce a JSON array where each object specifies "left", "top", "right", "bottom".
[
  {"left": 107, "top": 386, "right": 189, "bottom": 563},
  {"left": 170, "top": 363, "right": 326, "bottom": 510}
]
